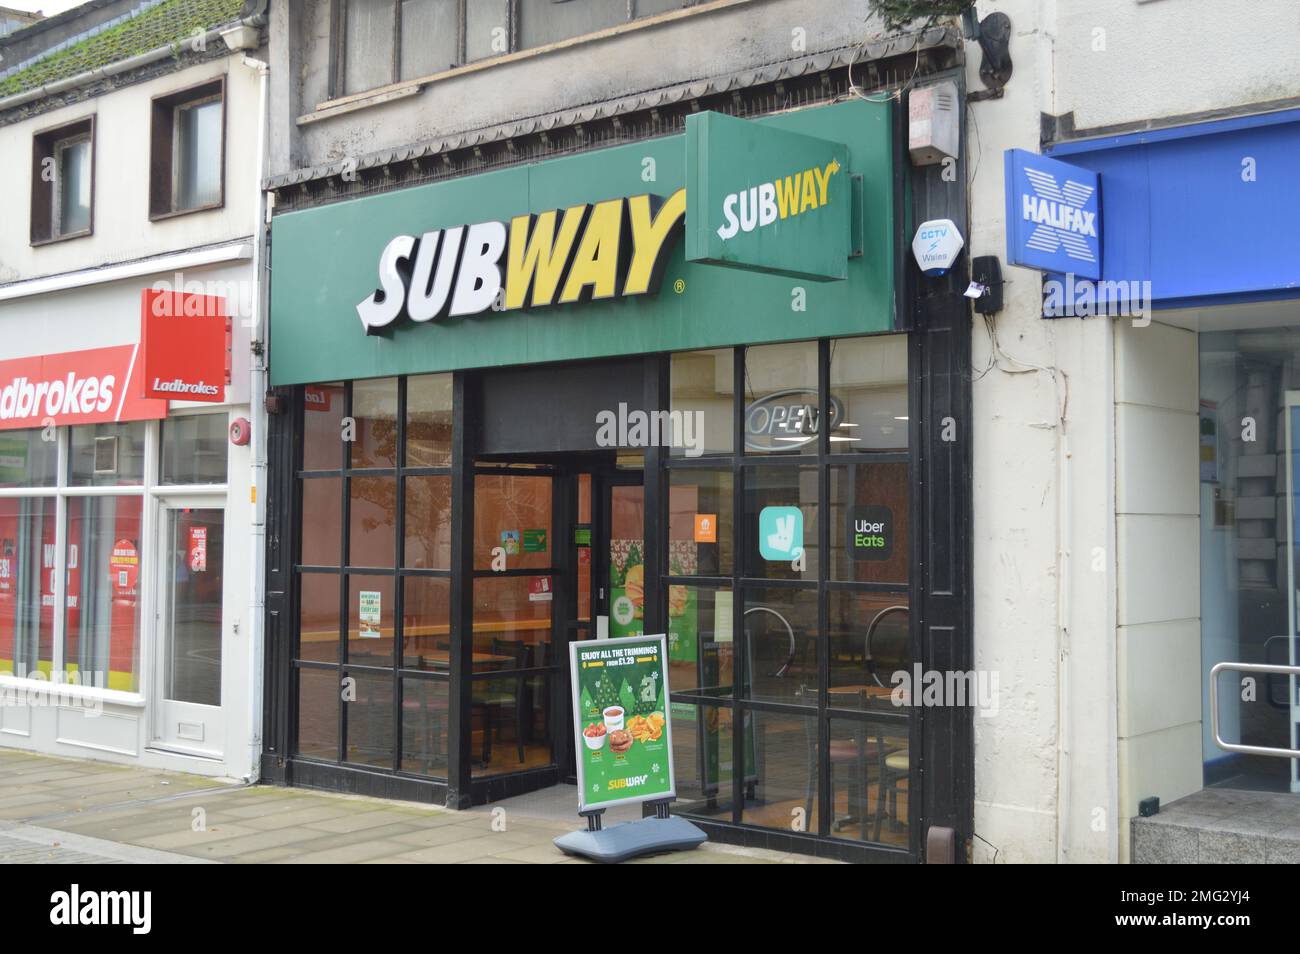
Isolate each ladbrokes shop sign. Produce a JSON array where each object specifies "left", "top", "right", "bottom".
[{"left": 269, "top": 99, "right": 897, "bottom": 386}]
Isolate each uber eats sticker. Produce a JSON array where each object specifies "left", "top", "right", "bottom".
[
  {"left": 849, "top": 505, "right": 892, "bottom": 561},
  {"left": 570, "top": 634, "right": 675, "bottom": 810}
]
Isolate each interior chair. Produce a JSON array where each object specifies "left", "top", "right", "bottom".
[
  {"left": 470, "top": 639, "right": 528, "bottom": 767},
  {"left": 866, "top": 605, "right": 911, "bottom": 839}
]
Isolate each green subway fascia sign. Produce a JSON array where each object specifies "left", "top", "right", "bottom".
[{"left": 268, "top": 98, "right": 896, "bottom": 387}]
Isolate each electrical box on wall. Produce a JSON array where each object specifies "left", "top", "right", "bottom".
[{"left": 908, "top": 80, "right": 960, "bottom": 166}]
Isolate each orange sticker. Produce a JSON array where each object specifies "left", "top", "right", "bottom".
[{"left": 694, "top": 513, "right": 717, "bottom": 543}]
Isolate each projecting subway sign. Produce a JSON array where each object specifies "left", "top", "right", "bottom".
[{"left": 685, "top": 110, "right": 851, "bottom": 281}]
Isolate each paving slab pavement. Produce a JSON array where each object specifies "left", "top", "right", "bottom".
[{"left": 0, "top": 749, "right": 839, "bottom": 864}]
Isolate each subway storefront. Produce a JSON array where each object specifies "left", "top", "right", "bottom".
[{"left": 262, "top": 97, "right": 972, "bottom": 862}]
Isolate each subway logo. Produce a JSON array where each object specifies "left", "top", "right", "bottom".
[
  {"left": 356, "top": 189, "right": 685, "bottom": 333},
  {"left": 715, "top": 158, "right": 841, "bottom": 241}
]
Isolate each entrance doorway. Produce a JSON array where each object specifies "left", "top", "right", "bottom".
[{"left": 469, "top": 452, "right": 644, "bottom": 795}]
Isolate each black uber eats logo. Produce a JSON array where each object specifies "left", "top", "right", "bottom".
[{"left": 849, "top": 505, "right": 892, "bottom": 561}]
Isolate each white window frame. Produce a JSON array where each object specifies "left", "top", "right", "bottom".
[
  {"left": 51, "top": 132, "right": 91, "bottom": 239},
  {"left": 171, "top": 93, "right": 223, "bottom": 214}
]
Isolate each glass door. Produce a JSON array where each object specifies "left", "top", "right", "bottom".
[
  {"left": 154, "top": 499, "right": 225, "bottom": 756},
  {"left": 598, "top": 471, "right": 645, "bottom": 640},
  {"left": 1280, "top": 394, "right": 1300, "bottom": 791}
]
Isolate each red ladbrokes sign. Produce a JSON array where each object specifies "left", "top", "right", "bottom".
[
  {"left": 0, "top": 346, "right": 166, "bottom": 431},
  {"left": 139, "top": 289, "right": 229, "bottom": 403}
]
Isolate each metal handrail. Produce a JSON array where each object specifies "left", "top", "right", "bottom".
[{"left": 1209, "top": 661, "right": 1300, "bottom": 760}]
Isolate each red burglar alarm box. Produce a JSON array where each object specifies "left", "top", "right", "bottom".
[{"left": 139, "top": 289, "right": 231, "bottom": 403}]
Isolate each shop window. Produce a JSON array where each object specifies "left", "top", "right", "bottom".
[
  {"left": 668, "top": 469, "right": 732, "bottom": 576},
  {"left": 665, "top": 585, "right": 734, "bottom": 698},
  {"left": 350, "top": 377, "right": 398, "bottom": 468},
  {"left": 473, "top": 473, "right": 552, "bottom": 571},
  {"left": 741, "top": 709, "right": 819, "bottom": 832},
  {"left": 63, "top": 495, "right": 144, "bottom": 693},
  {"left": 744, "top": 341, "right": 820, "bottom": 457},
  {"left": 405, "top": 373, "right": 452, "bottom": 467},
  {"left": 346, "top": 573, "right": 395, "bottom": 665},
  {"left": 471, "top": 575, "right": 552, "bottom": 670},
  {"left": 741, "top": 464, "right": 819, "bottom": 581},
  {"left": 296, "top": 667, "right": 340, "bottom": 760},
  {"left": 741, "top": 587, "right": 818, "bottom": 706},
  {"left": 826, "top": 591, "right": 910, "bottom": 705},
  {"left": 149, "top": 78, "right": 224, "bottom": 219},
  {"left": 469, "top": 671, "right": 553, "bottom": 777},
  {"left": 0, "top": 429, "right": 57, "bottom": 488},
  {"left": 668, "top": 701, "right": 736, "bottom": 820},
  {"left": 402, "top": 575, "right": 450, "bottom": 669},
  {"left": 299, "top": 572, "right": 341, "bottom": 664},
  {"left": 400, "top": 675, "right": 449, "bottom": 775},
  {"left": 828, "top": 462, "right": 909, "bottom": 584},
  {"left": 670, "top": 349, "right": 733, "bottom": 457},
  {"left": 828, "top": 717, "right": 909, "bottom": 846},
  {"left": 829, "top": 335, "right": 909, "bottom": 453},
  {"left": 0, "top": 498, "right": 56, "bottom": 678},
  {"left": 302, "top": 383, "right": 345, "bottom": 471},
  {"left": 345, "top": 669, "right": 395, "bottom": 767},
  {"left": 301, "top": 478, "right": 343, "bottom": 566},
  {"left": 30, "top": 116, "right": 94, "bottom": 244},
  {"left": 349, "top": 475, "right": 396, "bottom": 567},
  {"left": 160, "top": 413, "right": 229, "bottom": 484},
  {"left": 68, "top": 422, "right": 145, "bottom": 487},
  {"left": 403, "top": 475, "right": 451, "bottom": 569}
]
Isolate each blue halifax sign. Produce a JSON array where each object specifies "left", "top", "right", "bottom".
[{"left": 1004, "top": 149, "right": 1102, "bottom": 280}]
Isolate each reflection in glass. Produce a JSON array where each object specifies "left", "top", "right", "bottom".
[
  {"left": 402, "top": 576, "right": 450, "bottom": 669},
  {"left": 162, "top": 508, "right": 223, "bottom": 707},
  {"left": 829, "top": 335, "right": 909, "bottom": 452},
  {"left": 302, "top": 383, "right": 344, "bottom": 470},
  {"left": 69, "top": 422, "right": 145, "bottom": 486},
  {"left": 57, "top": 136, "right": 91, "bottom": 234},
  {"left": 298, "top": 572, "right": 340, "bottom": 663},
  {"left": 161, "top": 414, "right": 229, "bottom": 484},
  {"left": 668, "top": 469, "right": 732, "bottom": 576},
  {"left": 404, "top": 475, "right": 451, "bottom": 569},
  {"left": 351, "top": 377, "right": 398, "bottom": 468},
  {"left": 63, "top": 495, "right": 143, "bottom": 692},
  {"left": 471, "top": 576, "right": 550, "bottom": 669},
  {"left": 406, "top": 373, "right": 452, "bottom": 467},
  {"left": 346, "top": 669, "right": 394, "bottom": 768},
  {"left": 670, "top": 349, "right": 733, "bottom": 457},
  {"left": 474, "top": 473, "right": 551, "bottom": 570},
  {"left": 176, "top": 98, "right": 221, "bottom": 210},
  {"left": 349, "top": 475, "right": 396, "bottom": 567},
  {"left": 300, "top": 478, "right": 342, "bottom": 566},
  {"left": 0, "top": 429, "right": 56, "bottom": 488},
  {"left": 669, "top": 702, "right": 734, "bottom": 819},
  {"left": 296, "top": 667, "right": 339, "bottom": 760}
]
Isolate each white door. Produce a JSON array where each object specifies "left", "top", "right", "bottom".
[{"left": 153, "top": 498, "right": 225, "bottom": 756}]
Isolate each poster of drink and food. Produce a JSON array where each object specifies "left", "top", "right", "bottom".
[{"left": 569, "top": 633, "right": 676, "bottom": 811}]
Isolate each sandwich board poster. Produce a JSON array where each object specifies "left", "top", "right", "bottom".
[{"left": 570, "top": 633, "right": 675, "bottom": 811}]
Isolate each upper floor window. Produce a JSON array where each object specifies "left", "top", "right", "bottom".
[
  {"left": 332, "top": 0, "right": 706, "bottom": 97},
  {"left": 30, "top": 116, "right": 94, "bottom": 245},
  {"left": 150, "top": 78, "right": 225, "bottom": 219}
]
